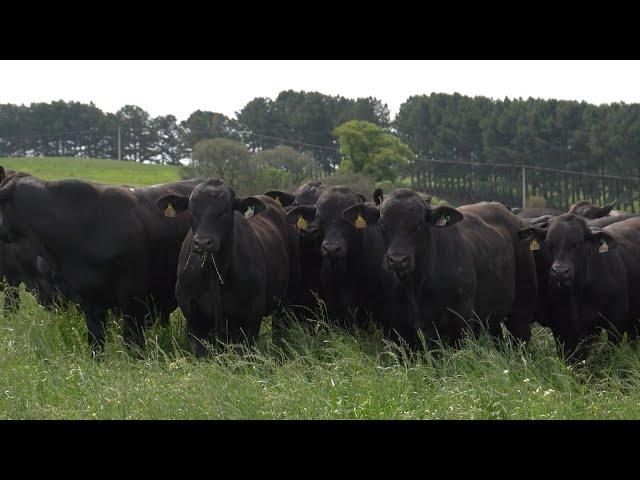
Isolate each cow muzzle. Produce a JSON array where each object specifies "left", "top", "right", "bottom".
[
  {"left": 321, "top": 241, "right": 344, "bottom": 259},
  {"left": 193, "top": 235, "right": 218, "bottom": 253},
  {"left": 550, "top": 263, "right": 573, "bottom": 287},
  {"left": 386, "top": 253, "right": 413, "bottom": 276}
]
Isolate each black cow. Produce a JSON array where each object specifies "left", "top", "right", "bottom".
[
  {"left": 518, "top": 214, "right": 640, "bottom": 358},
  {"left": 345, "top": 191, "right": 538, "bottom": 347},
  {"left": 518, "top": 212, "right": 638, "bottom": 338},
  {"left": 264, "top": 181, "right": 331, "bottom": 312},
  {"left": 265, "top": 180, "right": 328, "bottom": 209},
  {"left": 0, "top": 168, "right": 56, "bottom": 313},
  {"left": 568, "top": 199, "right": 618, "bottom": 219},
  {"left": 0, "top": 171, "right": 202, "bottom": 354},
  {"left": 156, "top": 179, "right": 298, "bottom": 356},
  {"left": 586, "top": 213, "right": 639, "bottom": 229},
  {"left": 285, "top": 186, "right": 396, "bottom": 328},
  {"left": 517, "top": 199, "right": 619, "bottom": 220},
  {"left": 517, "top": 207, "right": 565, "bottom": 219}
]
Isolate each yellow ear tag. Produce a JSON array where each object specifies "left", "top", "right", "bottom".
[
  {"left": 355, "top": 214, "right": 367, "bottom": 229},
  {"left": 297, "top": 215, "right": 308, "bottom": 230},
  {"left": 599, "top": 240, "right": 609, "bottom": 254},
  {"left": 165, "top": 202, "right": 176, "bottom": 217},
  {"left": 275, "top": 196, "right": 282, "bottom": 207},
  {"left": 530, "top": 239, "right": 540, "bottom": 251}
]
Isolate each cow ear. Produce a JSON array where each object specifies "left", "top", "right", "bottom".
[
  {"left": 423, "top": 194, "right": 433, "bottom": 205},
  {"left": 588, "top": 228, "right": 618, "bottom": 253},
  {"left": 263, "top": 190, "right": 295, "bottom": 208},
  {"left": 286, "top": 205, "right": 316, "bottom": 231},
  {"left": 157, "top": 194, "right": 189, "bottom": 217},
  {"left": 355, "top": 193, "right": 366, "bottom": 204},
  {"left": 518, "top": 226, "right": 547, "bottom": 251},
  {"left": 427, "top": 206, "right": 463, "bottom": 228},
  {"left": 373, "top": 188, "right": 384, "bottom": 206},
  {"left": 0, "top": 181, "right": 15, "bottom": 205},
  {"left": 600, "top": 200, "right": 618, "bottom": 216},
  {"left": 234, "top": 196, "right": 266, "bottom": 217},
  {"left": 342, "top": 203, "right": 380, "bottom": 228}
]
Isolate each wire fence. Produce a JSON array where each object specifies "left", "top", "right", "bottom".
[{"left": 413, "top": 158, "right": 640, "bottom": 212}]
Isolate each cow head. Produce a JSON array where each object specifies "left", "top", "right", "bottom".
[
  {"left": 286, "top": 186, "right": 365, "bottom": 270},
  {"left": 265, "top": 182, "right": 328, "bottom": 243},
  {"left": 263, "top": 190, "right": 296, "bottom": 209},
  {"left": 0, "top": 172, "right": 31, "bottom": 243},
  {"left": 156, "top": 179, "right": 265, "bottom": 255},
  {"left": 518, "top": 213, "right": 617, "bottom": 289},
  {"left": 265, "top": 181, "right": 328, "bottom": 210},
  {"left": 343, "top": 189, "right": 463, "bottom": 278},
  {"left": 568, "top": 199, "right": 618, "bottom": 219}
]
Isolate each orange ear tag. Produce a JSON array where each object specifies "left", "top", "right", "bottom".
[
  {"left": 355, "top": 214, "right": 367, "bottom": 229},
  {"left": 530, "top": 239, "right": 540, "bottom": 251},
  {"left": 165, "top": 203, "right": 176, "bottom": 217},
  {"left": 297, "top": 215, "right": 308, "bottom": 230}
]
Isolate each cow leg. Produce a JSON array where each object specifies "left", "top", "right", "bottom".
[
  {"left": 270, "top": 297, "right": 290, "bottom": 348},
  {"left": 183, "top": 302, "right": 213, "bottom": 358},
  {"left": 122, "top": 303, "right": 149, "bottom": 355},
  {"left": 188, "top": 321, "right": 211, "bottom": 358},
  {"left": 445, "top": 298, "right": 475, "bottom": 347},
  {"left": 508, "top": 243, "right": 537, "bottom": 344},
  {"left": 485, "top": 314, "right": 504, "bottom": 342},
  {"left": 84, "top": 307, "right": 107, "bottom": 357},
  {"left": 504, "top": 310, "right": 532, "bottom": 344},
  {"left": 237, "top": 315, "right": 261, "bottom": 346}
]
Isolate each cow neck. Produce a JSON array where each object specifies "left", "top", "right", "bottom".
[
  {"left": 17, "top": 182, "right": 65, "bottom": 254},
  {"left": 416, "top": 227, "right": 443, "bottom": 291},
  {"left": 347, "top": 229, "right": 366, "bottom": 272}
]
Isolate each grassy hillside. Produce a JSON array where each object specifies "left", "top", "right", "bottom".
[{"left": 0, "top": 157, "right": 181, "bottom": 186}]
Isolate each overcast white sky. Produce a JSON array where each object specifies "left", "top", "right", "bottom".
[{"left": 2, "top": 60, "right": 640, "bottom": 121}]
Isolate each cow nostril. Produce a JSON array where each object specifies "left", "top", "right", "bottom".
[
  {"left": 194, "top": 237, "right": 215, "bottom": 251},
  {"left": 387, "top": 254, "right": 410, "bottom": 270},
  {"left": 551, "top": 265, "right": 570, "bottom": 277},
  {"left": 322, "top": 243, "right": 341, "bottom": 256}
]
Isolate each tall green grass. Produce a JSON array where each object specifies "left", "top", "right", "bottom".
[
  {"left": 1, "top": 286, "right": 640, "bottom": 419},
  {"left": 0, "top": 157, "right": 181, "bottom": 187}
]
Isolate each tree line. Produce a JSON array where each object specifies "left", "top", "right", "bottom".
[
  {"left": 396, "top": 93, "right": 640, "bottom": 209},
  {"left": 3, "top": 91, "right": 640, "bottom": 209},
  {"left": 0, "top": 92, "right": 389, "bottom": 169}
]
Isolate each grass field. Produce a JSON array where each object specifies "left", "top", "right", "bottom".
[
  {"left": 1, "top": 157, "right": 639, "bottom": 419},
  {"left": 2, "top": 288, "right": 640, "bottom": 419},
  {"left": 1, "top": 157, "right": 182, "bottom": 186}
]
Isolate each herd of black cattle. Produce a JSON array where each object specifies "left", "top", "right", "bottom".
[{"left": 1, "top": 165, "right": 639, "bottom": 360}]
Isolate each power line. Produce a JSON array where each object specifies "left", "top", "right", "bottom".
[
  {"left": 246, "top": 132, "right": 340, "bottom": 152},
  {"left": 418, "top": 158, "right": 640, "bottom": 182},
  {"left": 0, "top": 129, "right": 114, "bottom": 141}
]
